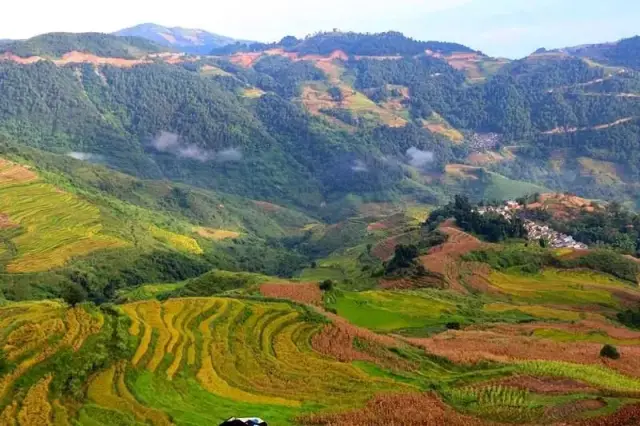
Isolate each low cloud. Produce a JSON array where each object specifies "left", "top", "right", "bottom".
[
  {"left": 351, "top": 159, "right": 368, "bottom": 173},
  {"left": 151, "top": 131, "right": 242, "bottom": 163},
  {"left": 217, "top": 148, "right": 243, "bottom": 163},
  {"left": 406, "top": 147, "right": 434, "bottom": 169},
  {"left": 67, "top": 152, "right": 104, "bottom": 162}
]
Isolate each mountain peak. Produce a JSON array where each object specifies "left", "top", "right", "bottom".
[{"left": 114, "top": 23, "right": 242, "bottom": 54}]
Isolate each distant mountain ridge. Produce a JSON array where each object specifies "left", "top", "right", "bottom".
[
  {"left": 214, "top": 30, "right": 477, "bottom": 56},
  {"left": 0, "top": 32, "right": 165, "bottom": 58},
  {"left": 114, "top": 23, "right": 246, "bottom": 54},
  {"left": 551, "top": 35, "right": 640, "bottom": 70}
]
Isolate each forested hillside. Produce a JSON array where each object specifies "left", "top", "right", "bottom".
[{"left": 3, "top": 29, "right": 640, "bottom": 426}]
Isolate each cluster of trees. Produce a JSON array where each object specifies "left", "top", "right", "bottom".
[
  {"left": 427, "top": 195, "right": 526, "bottom": 242},
  {"left": 602, "top": 36, "right": 640, "bottom": 70},
  {"left": 253, "top": 55, "right": 325, "bottom": 98},
  {"left": 212, "top": 31, "right": 475, "bottom": 57}
]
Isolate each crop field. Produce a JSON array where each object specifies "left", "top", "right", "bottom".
[
  {"left": 486, "top": 269, "right": 640, "bottom": 309},
  {"left": 2, "top": 294, "right": 640, "bottom": 424},
  {"left": 149, "top": 225, "right": 203, "bottom": 254},
  {"left": 0, "top": 159, "right": 126, "bottom": 272}
]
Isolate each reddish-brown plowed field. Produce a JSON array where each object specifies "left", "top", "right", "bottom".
[
  {"left": 299, "top": 393, "right": 491, "bottom": 426},
  {"left": 492, "top": 375, "right": 596, "bottom": 394},
  {"left": 406, "top": 330, "right": 640, "bottom": 378},
  {"left": 311, "top": 323, "right": 377, "bottom": 363},
  {"left": 428, "top": 227, "right": 485, "bottom": 257},
  {"left": 478, "top": 320, "right": 640, "bottom": 341},
  {"left": 546, "top": 398, "right": 606, "bottom": 420},
  {"left": 573, "top": 403, "right": 640, "bottom": 425},
  {"left": 259, "top": 282, "right": 322, "bottom": 305},
  {"left": 418, "top": 226, "right": 488, "bottom": 293},
  {"left": 379, "top": 275, "right": 444, "bottom": 290},
  {"left": 372, "top": 237, "right": 397, "bottom": 261}
]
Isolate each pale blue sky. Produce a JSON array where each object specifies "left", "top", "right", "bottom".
[{"left": 1, "top": 0, "right": 638, "bottom": 58}]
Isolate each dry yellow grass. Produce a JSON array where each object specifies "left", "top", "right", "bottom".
[
  {"left": 195, "top": 227, "right": 241, "bottom": 240},
  {"left": 578, "top": 157, "right": 621, "bottom": 184},
  {"left": 242, "top": 87, "right": 265, "bottom": 98},
  {"left": 445, "top": 164, "right": 480, "bottom": 180},
  {"left": 17, "top": 375, "right": 53, "bottom": 426}
]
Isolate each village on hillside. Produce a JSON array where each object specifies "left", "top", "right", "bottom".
[{"left": 478, "top": 201, "right": 589, "bottom": 250}]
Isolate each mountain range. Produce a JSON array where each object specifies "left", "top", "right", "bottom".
[{"left": 113, "top": 23, "right": 247, "bottom": 54}]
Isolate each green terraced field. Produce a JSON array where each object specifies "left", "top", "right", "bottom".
[
  {"left": 0, "top": 164, "right": 126, "bottom": 272},
  {"left": 488, "top": 269, "right": 635, "bottom": 308},
  {"left": 2, "top": 293, "right": 640, "bottom": 425}
]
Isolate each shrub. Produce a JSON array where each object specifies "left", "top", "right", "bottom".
[
  {"left": 62, "top": 282, "right": 88, "bottom": 307},
  {"left": 600, "top": 344, "right": 620, "bottom": 360},
  {"left": 319, "top": 280, "right": 334, "bottom": 291},
  {"left": 446, "top": 322, "right": 461, "bottom": 330},
  {"left": 617, "top": 308, "right": 640, "bottom": 329}
]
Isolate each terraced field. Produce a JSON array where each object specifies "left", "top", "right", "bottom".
[
  {"left": 0, "top": 158, "right": 126, "bottom": 272},
  {"left": 3, "top": 292, "right": 640, "bottom": 425}
]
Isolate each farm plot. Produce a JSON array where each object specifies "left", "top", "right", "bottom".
[
  {"left": 121, "top": 299, "right": 412, "bottom": 413},
  {"left": 487, "top": 269, "right": 640, "bottom": 310},
  {"left": 0, "top": 159, "right": 126, "bottom": 272},
  {"left": 0, "top": 301, "right": 104, "bottom": 424},
  {"left": 328, "top": 290, "right": 463, "bottom": 333}
]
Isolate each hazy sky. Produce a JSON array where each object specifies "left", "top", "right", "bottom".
[{"left": 2, "top": 0, "right": 639, "bottom": 58}]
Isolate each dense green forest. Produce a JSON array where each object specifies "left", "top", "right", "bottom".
[
  {"left": 0, "top": 32, "right": 165, "bottom": 58},
  {"left": 212, "top": 31, "right": 476, "bottom": 56}
]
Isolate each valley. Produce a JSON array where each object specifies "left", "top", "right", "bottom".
[{"left": 1, "top": 26, "right": 640, "bottom": 425}]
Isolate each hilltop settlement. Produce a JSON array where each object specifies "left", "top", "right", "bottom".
[{"left": 478, "top": 201, "right": 589, "bottom": 249}]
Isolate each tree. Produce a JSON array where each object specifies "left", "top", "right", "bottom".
[
  {"left": 327, "top": 86, "right": 344, "bottom": 102},
  {"left": 62, "top": 282, "right": 88, "bottom": 307},
  {"left": 319, "top": 280, "right": 334, "bottom": 291},
  {"left": 385, "top": 244, "right": 419, "bottom": 273},
  {"left": 600, "top": 344, "right": 620, "bottom": 360}
]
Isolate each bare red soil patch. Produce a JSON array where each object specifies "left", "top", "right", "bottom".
[
  {"left": 259, "top": 282, "right": 322, "bottom": 305},
  {"left": 300, "top": 392, "right": 490, "bottom": 426},
  {"left": 492, "top": 375, "right": 596, "bottom": 394},
  {"left": 371, "top": 237, "right": 397, "bottom": 261},
  {"left": 406, "top": 330, "right": 640, "bottom": 378},
  {"left": 253, "top": 200, "right": 282, "bottom": 212},
  {"left": 230, "top": 52, "right": 263, "bottom": 68},
  {"left": 366, "top": 222, "right": 387, "bottom": 231},
  {"left": 529, "top": 193, "right": 598, "bottom": 220},
  {"left": 0, "top": 159, "right": 38, "bottom": 184}
]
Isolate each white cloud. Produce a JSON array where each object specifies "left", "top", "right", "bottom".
[{"left": 406, "top": 147, "right": 434, "bottom": 168}]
